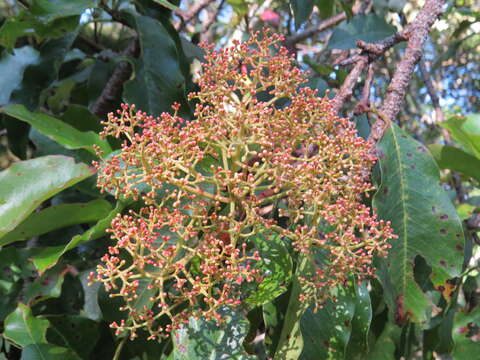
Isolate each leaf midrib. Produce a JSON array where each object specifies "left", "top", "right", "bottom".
[{"left": 389, "top": 127, "right": 409, "bottom": 298}]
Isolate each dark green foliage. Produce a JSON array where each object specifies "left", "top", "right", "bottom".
[{"left": 0, "top": 1, "right": 478, "bottom": 359}]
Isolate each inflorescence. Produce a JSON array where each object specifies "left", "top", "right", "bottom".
[{"left": 90, "top": 32, "right": 395, "bottom": 340}]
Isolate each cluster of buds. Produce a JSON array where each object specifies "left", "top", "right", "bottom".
[{"left": 90, "top": 32, "right": 395, "bottom": 340}]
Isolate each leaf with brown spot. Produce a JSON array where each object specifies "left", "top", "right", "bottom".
[{"left": 373, "top": 124, "right": 465, "bottom": 322}]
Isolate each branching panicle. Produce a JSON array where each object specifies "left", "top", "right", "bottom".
[{"left": 90, "top": 32, "right": 395, "bottom": 340}]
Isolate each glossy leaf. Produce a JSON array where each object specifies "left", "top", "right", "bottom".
[
  {"left": 172, "top": 307, "right": 254, "bottom": 359},
  {"left": 345, "top": 281, "right": 373, "bottom": 358},
  {"left": 367, "top": 323, "right": 401, "bottom": 359},
  {"left": 0, "top": 16, "right": 79, "bottom": 52},
  {"left": 22, "top": 266, "right": 66, "bottom": 305},
  {"left": 299, "top": 279, "right": 371, "bottom": 359},
  {"left": 21, "top": 344, "right": 80, "bottom": 360},
  {"left": 31, "top": 200, "right": 127, "bottom": 272},
  {"left": 79, "top": 271, "right": 102, "bottom": 321},
  {"left": 0, "top": 155, "right": 95, "bottom": 239},
  {"left": 264, "top": 255, "right": 312, "bottom": 359},
  {"left": 0, "top": 46, "right": 39, "bottom": 105},
  {"left": 3, "top": 303, "right": 49, "bottom": 347},
  {"left": 327, "top": 14, "right": 397, "bottom": 50},
  {"left": 152, "top": 0, "right": 179, "bottom": 10},
  {"left": 373, "top": 124, "right": 465, "bottom": 322},
  {"left": 315, "top": 0, "right": 335, "bottom": 19},
  {"left": 123, "top": 13, "right": 190, "bottom": 118},
  {"left": 291, "top": 0, "right": 315, "bottom": 29},
  {"left": 0, "top": 247, "right": 34, "bottom": 321},
  {"left": 441, "top": 114, "right": 480, "bottom": 159},
  {"left": 429, "top": 144, "right": 480, "bottom": 183},
  {"left": 246, "top": 232, "right": 293, "bottom": 306},
  {"left": 1, "top": 104, "right": 112, "bottom": 155},
  {"left": 59, "top": 104, "right": 103, "bottom": 133},
  {"left": 452, "top": 307, "right": 480, "bottom": 358},
  {"left": 47, "top": 315, "right": 99, "bottom": 359},
  {"left": 11, "top": 34, "right": 77, "bottom": 110},
  {"left": 29, "top": 0, "right": 98, "bottom": 23},
  {"left": 0, "top": 199, "right": 112, "bottom": 246}
]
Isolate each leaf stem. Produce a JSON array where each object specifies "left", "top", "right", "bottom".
[{"left": 113, "top": 336, "right": 127, "bottom": 360}]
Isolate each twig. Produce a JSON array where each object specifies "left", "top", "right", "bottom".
[
  {"left": 418, "top": 59, "right": 443, "bottom": 123},
  {"left": 78, "top": 33, "right": 106, "bottom": 52},
  {"left": 200, "top": 0, "right": 226, "bottom": 43},
  {"left": 99, "top": 2, "right": 130, "bottom": 27},
  {"left": 91, "top": 39, "right": 139, "bottom": 120},
  {"left": 332, "top": 57, "right": 368, "bottom": 113},
  {"left": 419, "top": 58, "right": 466, "bottom": 201},
  {"left": 372, "top": 0, "right": 445, "bottom": 141},
  {"left": 285, "top": 0, "right": 369, "bottom": 48},
  {"left": 285, "top": 12, "right": 347, "bottom": 47},
  {"left": 353, "top": 63, "right": 375, "bottom": 115},
  {"left": 175, "top": 0, "right": 215, "bottom": 32},
  {"left": 333, "top": 35, "right": 407, "bottom": 113},
  {"left": 112, "top": 336, "right": 127, "bottom": 360}
]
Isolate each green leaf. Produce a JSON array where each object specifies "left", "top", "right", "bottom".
[
  {"left": 29, "top": 0, "right": 98, "bottom": 23},
  {"left": 0, "top": 16, "right": 79, "bottom": 51},
  {"left": 22, "top": 266, "right": 66, "bottom": 306},
  {"left": 123, "top": 13, "right": 191, "bottom": 118},
  {"left": 264, "top": 254, "right": 312, "bottom": 359},
  {"left": 0, "top": 199, "right": 112, "bottom": 246},
  {"left": 246, "top": 232, "right": 293, "bottom": 306},
  {"left": 315, "top": 0, "right": 335, "bottom": 19},
  {"left": 152, "top": 0, "right": 179, "bottom": 11},
  {"left": 0, "top": 155, "right": 95, "bottom": 239},
  {"left": 172, "top": 307, "right": 255, "bottom": 359},
  {"left": 3, "top": 303, "right": 49, "bottom": 347},
  {"left": 225, "top": 0, "right": 248, "bottom": 15},
  {"left": 373, "top": 124, "right": 465, "bottom": 322},
  {"left": 300, "top": 285, "right": 356, "bottom": 359},
  {"left": 11, "top": 34, "right": 77, "bottom": 110},
  {"left": 338, "top": 0, "right": 354, "bottom": 19},
  {"left": 428, "top": 144, "right": 480, "bottom": 183},
  {"left": 327, "top": 14, "right": 397, "bottom": 50},
  {"left": 441, "top": 114, "right": 480, "bottom": 159},
  {"left": 59, "top": 104, "right": 102, "bottom": 133},
  {"left": 0, "top": 19, "right": 34, "bottom": 52},
  {"left": 0, "top": 46, "right": 39, "bottom": 105},
  {"left": 452, "top": 307, "right": 480, "bottom": 358},
  {"left": 291, "top": 0, "right": 315, "bottom": 29},
  {"left": 345, "top": 281, "right": 373, "bottom": 358},
  {"left": 46, "top": 315, "right": 99, "bottom": 359},
  {"left": 0, "top": 248, "right": 34, "bottom": 321},
  {"left": 21, "top": 344, "right": 80, "bottom": 360},
  {"left": 367, "top": 322, "right": 401, "bottom": 359},
  {"left": 31, "top": 200, "right": 127, "bottom": 272},
  {"left": 373, "top": 0, "right": 407, "bottom": 12},
  {"left": 1, "top": 104, "right": 111, "bottom": 155}
]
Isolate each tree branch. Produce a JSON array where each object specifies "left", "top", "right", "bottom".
[
  {"left": 372, "top": 0, "right": 445, "bottom": 140},
  {"left": 91, "top": 40, "right": 139, "bottom": 120},
  {"left": 175, "top": 0, "right": 216, "bottom": 32},
  {"left": 353, "top": 63, "right": 375, "bottom": 115},
  {"left": 200, "top": 0, "right": 226, "bottom": 42},
  {"left": 285, "top": 0, "right": 369, "bottom": 48},
  {"left": 332, "top": 31, "right": 408, "bottom": 113},
  {"left": 285, "top": 12, "right": 347, "bottom": 47},
  {"left": 332, "top": 57, "right": 368, "bottom": 113}
]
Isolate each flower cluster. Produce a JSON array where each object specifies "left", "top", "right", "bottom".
[{"left": 90, "top": 32, "right": 394, "bottom": 340}]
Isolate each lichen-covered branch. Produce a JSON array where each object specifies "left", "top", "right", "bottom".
[{"left": 372, "top": 0, "right": 445, "bottom": 140}]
